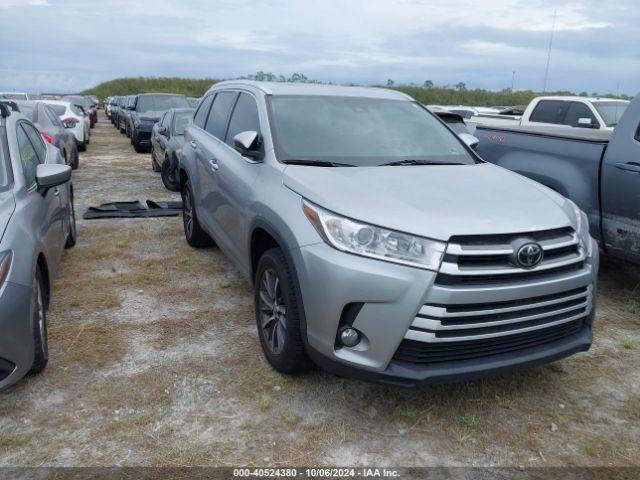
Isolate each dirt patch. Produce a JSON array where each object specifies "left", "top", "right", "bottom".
[{"left": 0, "top": 112, "right": 638, "bottom": 467}]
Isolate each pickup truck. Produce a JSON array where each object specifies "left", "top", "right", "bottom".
[
  {"left": 472, "top": 96, "right": 629, "bottom": 132},
  {"left": 476, "top": 93, "right": 640, "bottom": 263}
]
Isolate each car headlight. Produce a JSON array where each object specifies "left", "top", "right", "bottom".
[
  {"left": 302, "top": 200, "right": 446, "bottom": 271},
  {"left": 571, "top": 202, "right": 592, "bottom": 256}
]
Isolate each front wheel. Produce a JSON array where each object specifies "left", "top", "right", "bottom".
[
  {"left": 254, "top": 248, "right": 313, "bottom": 374},
  {"left": 161, "top": 156, "right": 180, "bottom": 191}
]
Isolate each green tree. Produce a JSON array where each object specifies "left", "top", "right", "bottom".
[{"left": 423, "top": 80, "right": 434, "bottom": 88}]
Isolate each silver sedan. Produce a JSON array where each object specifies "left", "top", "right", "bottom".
[{"left": 0, "top": 101, "right": 76, "bottom": 390}]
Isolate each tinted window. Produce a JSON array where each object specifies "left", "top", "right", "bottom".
[
  {"left": 44, "top": 106, "right": 62, "bottom": 127},
  {"left": 205, "top": 92, "right": 237, "bottom": 139},
  {"left": 173, "top": 111, "right": 193, "bottom": 135},
  {"left": 225, "top": 93, "right": 260, "bottom": 147},
  {"left": 0, "top": 130, "right": 9, "bottom": 188},
  {"left": 563, "top": 102, "right": 597, "bottom": 128},
  {"left": 136, "top": 95, "right": 189, "bottom": 112},
  {"left": 16, "top": 125, "right": 41, "bottom": 189},
  {"left": 529, "top": 100, "right": 566, "bottom": 124},
  {"left": 48, "top": 104, "right": 66, "bottom": 116},
  {"left": 19, "top": 106, "right": 35, "bottom": 122},
  {"left": 268, "top": 96, "right": 476, "bottom": 166},
  {"left": 193, "top": 95, "right": 214, "bottom": 128},
  {"left": 23, "top": 123, "right": 46, "bottom": 161}
]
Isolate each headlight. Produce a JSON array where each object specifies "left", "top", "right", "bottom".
[
  {"left": 302, "top": 200, "right": 446, "bottom": 271},
  {"left": 571, "top": 202, "right": 592, "bottom": 256}
]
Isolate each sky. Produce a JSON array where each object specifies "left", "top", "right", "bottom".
[{"left": 0, "top": 0, "right": 638, "bottom": 95}]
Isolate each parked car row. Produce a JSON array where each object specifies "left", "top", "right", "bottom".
[
  {"left": 105, "top": 93, "right": 191, "bottom": 153},
  {"left": 0, "top": 101, "right": 76, "bottom": 390}
]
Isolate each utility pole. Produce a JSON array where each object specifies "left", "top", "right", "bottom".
[
  {"left": 511, "top": 71, "right": 516, "bottom": 91},
  {"left": 542, "top": 9, "right": 557, "bottom": 93}
]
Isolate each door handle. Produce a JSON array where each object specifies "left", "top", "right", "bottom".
[
  {"left": 615, "top": 162, "right": 640, "bottom": 173},
  {"left": 209, "top": 159, "right": 219, "bottom": 171},
  {"left": 53, "top": 188, "right": 60, "bottom": 197},
  {"left": 190, "top": 140, "right": 198, "bottom": 149}
]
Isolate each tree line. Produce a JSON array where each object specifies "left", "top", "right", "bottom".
[{"left": 82, "top": 73, "right": 632, "bottom": 106}]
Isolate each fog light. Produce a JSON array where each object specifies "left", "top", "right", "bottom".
[{"left": 340, "top": 327, "right": 360, "bottom": 347}]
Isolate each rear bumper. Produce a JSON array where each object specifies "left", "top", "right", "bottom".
[{"left": 0, "top": 281, "right": 34, "bottom": 391}]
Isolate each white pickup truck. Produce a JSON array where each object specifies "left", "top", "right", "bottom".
[{"left": 471, "top": 96, "right": 629, "bottom": 131}]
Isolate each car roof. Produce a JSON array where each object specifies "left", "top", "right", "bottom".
[
  {"left": 534, "top": 95, "right": 629, "bottom": 103},
  {"left": 137, "top": 92, "right": 186, "bottom": 97},
  {"left": 208, "top": 80, "right": 413, "bottom": 100}
]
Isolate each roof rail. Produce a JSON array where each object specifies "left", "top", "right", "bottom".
[{"left": 0, "top": 100, "right": 20, "bottom": 117}]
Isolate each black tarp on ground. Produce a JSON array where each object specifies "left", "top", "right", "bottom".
[{"left": 83, "top": 200, "right": 182, "bottom": 219}]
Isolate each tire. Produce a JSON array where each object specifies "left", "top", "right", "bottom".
[
  {"left": 151, "top": 150, "right": 161, "bottom": 172},
  {"left": 161, "top": 156, "right": 180, "bottom": 191},
  {"left": 78, "top": 140, "right": 86, "bottom": 152},
  {"left": 181, "top": 179, "right": 214, "bottom": 248},
  {"left": 254, "top": 248, "right": 313, "bottom": 374},
  {"left": 65, "top": 194, "right": 77, "bottom": 249},
  {"left": 70, "top": 145, "right": 79, "bottom": 170},
  {"left": 29, "top": 268, "right": 49, "bottom": 374}
]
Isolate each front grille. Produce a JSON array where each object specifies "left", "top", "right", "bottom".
[
  {"left": 393, "top": 319, "right": 586, "bottom": 364},
  {"left": 406, "top": 285, "right": 592, "bottom": 343},
  {"left": 436, "top": 227, "right": 584, "bottom": 286}
]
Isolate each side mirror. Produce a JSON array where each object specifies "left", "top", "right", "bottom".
[
  {"left": 158, "top": 125, "right": 168, "bottom": 136},
  {"left": 233, "top": 131, "right": 262, "bottom": 159},
  {"left": 36, "top": 164, "right": 72, "bottom": 189},
  {"left": 577, "top": 117, "right": 597, "bottom": 129},
  {"left": 459, "top": 132, "right": 480, "bottom": 150}
]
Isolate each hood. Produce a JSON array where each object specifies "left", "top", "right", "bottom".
[
  {"left": 0, "top": 190, "right": 16, "bottom": 243},
  {"left": 283, "top": 163, "right": 574, "bottom": 241},
  {"left": 137, "top": 110, "right": 164, "bottom": 122}
]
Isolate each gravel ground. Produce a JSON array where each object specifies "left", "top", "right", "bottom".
[{"left": 0, "top": 112, "right": 639, "bottom": 467}]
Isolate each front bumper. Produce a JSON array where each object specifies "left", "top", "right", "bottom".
[
  {"left": 0, "top": 281, "right": 34, "bottom": 391},
  {"left": 293, "top": 238, "right": 598, "bottom": 387},
  {"left": 132, "top": 124, "right": 154, "bottom": 145}
]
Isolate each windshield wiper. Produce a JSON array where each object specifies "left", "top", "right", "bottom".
[
  {"left": 282, "top": 159, "right": 356, "bottom": 167},
  {"left": 380, "top": 159, "right": 465, "bottom": 166}
]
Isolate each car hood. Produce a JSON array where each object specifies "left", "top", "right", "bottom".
[
  {"left": 0, "top": 190, "right": 16, "bottom": 243},
  {"left": 283, "top": 163, "right": 575, "bottom": 241},
  {"left": 137, "top": 111, "right": 164, "bottom": 122}
]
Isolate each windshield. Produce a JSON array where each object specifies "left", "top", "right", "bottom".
[
  {"left": 0, "top": 129, "right": 9, "bottom": 188},
  {"left": 593, "top": 101, "right": 629, "bottom": 127},
  {"left": 173, "top": 111, "right": 193, "bottom": 135},
  {"left": 136, "top": 95, "right": 190, "bottom": 112},
  {"left": 63, "top": 96, "right": 90, "bottom": 108},
  {"left": 19, "top": 105, "right": 35, "bottom": 121},
  {"left": 1, "top": 93, "right": 27, "bottom": 100},
  {"left": 268, "top": 96, "right": 477, "bottom": 166}
]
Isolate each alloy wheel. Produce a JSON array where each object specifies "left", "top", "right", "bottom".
[
  {"left": 183, "top": 187, "right": 194, "bottom": 238},
  {"left": 258, "top": 268, "right": 287, "bottom": 355}
]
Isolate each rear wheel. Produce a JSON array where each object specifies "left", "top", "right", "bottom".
[
  {"left": 161, "top": 155, "right": 180, "bottom": 191},
  {"left": 77, "top": 140, "right": 86, "bottom": 152},
  {"left": 65, "top": 194, "right": 77, "bottom": 249},
  {"left": 70, "top": 145, "right": 79, "bottom": 170},
  {"left": 29, "top": 268, "right": 48, "bottom": 374},
  {"left": 182, "top": 179, "right": 214, "bottom": 248},
  {"left": 255, "top": 248, "right": 313, "bottom": 373}
]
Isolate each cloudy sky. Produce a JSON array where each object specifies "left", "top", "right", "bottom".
[{"left": 0, "top": 0, "right": 637, "bottom": 94}]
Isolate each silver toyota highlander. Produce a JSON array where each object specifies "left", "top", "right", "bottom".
[{"left": 178, "top": 81, "right": 598, "bottom": 387}]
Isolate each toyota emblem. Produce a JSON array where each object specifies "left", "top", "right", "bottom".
[{"left": 516, "top": 243, "right": 544, "bottom": 268}]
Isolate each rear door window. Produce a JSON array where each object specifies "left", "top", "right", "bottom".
[
  {"left": 193, "top": 95, "right": 214, "bottom": 129},
  {"left": 225, "top": 93, "right": 261, "bottom": 147},
  {"left": 563, "top": 102, "right": 598, "bottom": 128},
  {"left": 529, "top": 100, "right": 567, "bottom": 124},
  {"left": 205, "top": 91, "right": 238, "bottom": 140},
  {"left": 44, "top": 106, "right": 63, "bottom": 127},
  {"left": 23, "top": 123, "right": 46, "bottom": 162}
]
